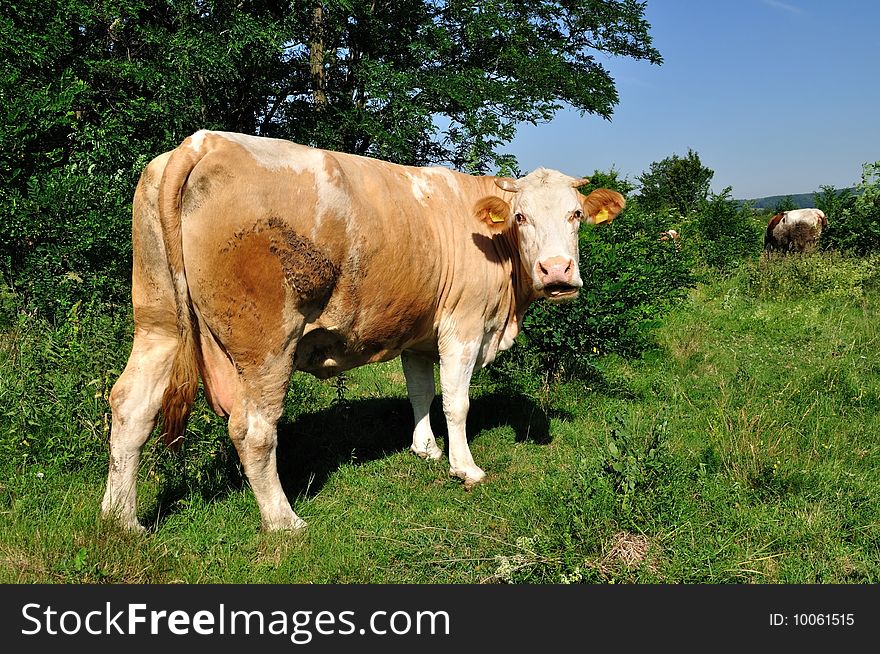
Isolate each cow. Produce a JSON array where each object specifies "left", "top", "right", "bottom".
[
  {"left": 658, "top": 229, "right": 681, "bottom": 250},
  {"left": 764, "top": 208, "right": 827, "bottom": 253},
  {"left": 100, "top": 130, "right": 625, "bottom": 532}
]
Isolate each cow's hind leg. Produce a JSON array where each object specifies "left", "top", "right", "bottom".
[
  {"left": 101, "top": 332, "right": 178, "bottom": 531},
  {"left": 402, "top": 351, "right": 443, "bottom": 461},
  {"left": 228, "top": 358, "right": 305, "bottom": 532}
]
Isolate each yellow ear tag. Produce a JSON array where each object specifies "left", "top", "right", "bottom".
[
  {"left": 593, "top": 208, "right": 611, "bottom": 224},
  {"left": 489, "top": 212, "right": 506, "bottom": 224}
]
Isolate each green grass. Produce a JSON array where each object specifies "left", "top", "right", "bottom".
[{"left": 2, "top": 253, "right": 879, "bottom": 583}]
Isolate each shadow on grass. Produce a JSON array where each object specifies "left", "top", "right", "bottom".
[
  {"left": 143, "top": 391, "right": 558, "bottom": 527},
  {"left": 276, "top": 391, "right": 559, "bottom": 499}
]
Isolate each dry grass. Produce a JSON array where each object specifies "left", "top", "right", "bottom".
[{"left": 595, "top": 531, "right": 657, "bottom": 574}]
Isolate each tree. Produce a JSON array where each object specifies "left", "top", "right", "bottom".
[
  {"left": 0, "top": 0, "right": 303, "bottom": 316},
  {"left": 636, "top": 148, "right": 714, "bottom": 216},
  {"left": 814, "top": 185, "right": 855, "bottom": 224},
  {"left": 1, "top": 0, "right": 662, "bottom": 316},
  {"left": 771, "top": 195, "right": 798, "bottom": 214},
  {"left": 290, "top": 0, "right": 662, "bottom": 171},
  {"left": 691, "top": 188, "right": 761, "bottom": 271},
  {"left": 579, "top": 167, "right": 636, "bottom": 197}
]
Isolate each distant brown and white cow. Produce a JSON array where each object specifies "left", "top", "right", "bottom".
[
  {"left": 659, "top": 229, "right": 681, "bottom": 250},
  {"left": 764, "top": 208, "right": 827, "bottom": 253},
  {"left": 101, "top": 130, "right": 625, "bottom": 532}
]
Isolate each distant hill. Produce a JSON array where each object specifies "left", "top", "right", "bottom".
[{"left": 739, "top": 188, "right": 858, "bottom": 211}]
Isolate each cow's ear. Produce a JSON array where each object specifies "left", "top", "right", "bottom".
[
  {"left": 580, "top": 188, "right": 625, "bottom": 225},
  {"left": 474, "top": 196, "right": 512, "bottom": 233},
  {"left": 494, "top": 177, "right": 520, "bottom": 193}
]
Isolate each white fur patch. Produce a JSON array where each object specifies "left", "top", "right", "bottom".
[
  {"left": 407, "top": 173, "right": 433, "bottom": 204},
  {"left": 189, "top": 129, "right": 209, "bottom": 152},
  {"left": 208, "top": 131, "right": 351, "bottom": 236},
  {"left": 212, "top": 131, "right": 323, "bottom": 174}
]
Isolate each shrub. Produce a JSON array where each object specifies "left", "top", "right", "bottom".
[
  {"left": 496, "top": 196, "right": 696, "bottom": 382},
  {"left": 0, "top": 124, "right": 150, "bottom": 319},
  {"left": 0, "top": 303, "right": 130, "bottom": 472},
  {"left": 0, "top": 304, "right": 238, "bottom": 499},
  {"left": 688, "top": 188, "right": 763, "bottom": 272},
  {"left": 820, "top": 162, "right": 880, "bottom": 255}
]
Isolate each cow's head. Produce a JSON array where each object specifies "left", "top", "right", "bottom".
[{"left": 477, "top": 168, "right": 625, "bottom": 302}]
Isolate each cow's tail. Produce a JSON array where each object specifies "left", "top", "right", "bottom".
[{"left": 157, "top": 132, "right": 209, "bottom": 448}]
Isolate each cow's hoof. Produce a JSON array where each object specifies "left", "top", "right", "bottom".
[
  {"left": 101, "top": 509, "right": 147, "bottom": 534},
  {"left": 411, "top": 442, "right": 444, "bottom": 461},
  {"left": 450, "top": 466, "right": 486, "bottom": 490},
  {"left": 115, "top": 521, "right": 147, "bottom": 535},
  {"left": 263, "top": 515, "right": 307, "bottom": 533}
]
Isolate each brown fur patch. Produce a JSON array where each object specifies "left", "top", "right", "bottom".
[
  {"left": 265, "top": 216, "right": 339, "bottom": 302},
  {"left": 764, "top": 213, "right": 786, "bottom": 252},
  {"left": 474, "top": 196, "right": 512, "bottom": 232},
  {"left": 580, "top": 189, "right": 626, "bottom": 224},
  {"left": 209, "top": 227, "right": 288, "bottom": 358}
]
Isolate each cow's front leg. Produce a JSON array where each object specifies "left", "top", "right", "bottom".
[
  {"left": 402, "top": 351, "right": 443, "bottom": 461},
  {"left": 439, "top": 340, "right": 485, "bottom": 489}
]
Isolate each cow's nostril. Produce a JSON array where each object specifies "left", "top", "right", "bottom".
[{"left": 538, "top": 262, "right": 549, "bottom": 276}]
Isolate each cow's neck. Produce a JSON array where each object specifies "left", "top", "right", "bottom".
[{"left": 493, "top": 223, "right": 538, "bottom": 350}]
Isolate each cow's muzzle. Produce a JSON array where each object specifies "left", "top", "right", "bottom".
[
  {"left": 542, "top": 283, "right": 580, "bottom": 301},
  {"left": 535, "top": 256, "right": 581, "bottom": 302}
]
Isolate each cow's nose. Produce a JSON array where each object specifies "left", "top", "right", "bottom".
[{"left": 536, "top": 256, "right": 574, "bottom": 285}]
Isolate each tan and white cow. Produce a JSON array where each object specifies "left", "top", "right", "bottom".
[{"left": 101, "top": 130, "right": 625, "bottom": 532}]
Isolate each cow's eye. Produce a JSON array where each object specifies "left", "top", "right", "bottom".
[
  {"left": 573, "top": 210, "right": 583, "bottom": 221},
  {"left": 515, "top": 213, "right": 527, "bottom": 225}
]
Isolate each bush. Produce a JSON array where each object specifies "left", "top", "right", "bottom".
[
  {"left": 0, "top": 304, "right": 239, "bottom": 500},
  {"left": 0, "top": 303, "right": 130, "bottom": 472},
  {"left": 688, "top": 188, "right": 763, "bottom": 272},
  {"left": 496, "top": 196, "right": 696, "bottom": 382},
  {"left": 820, "top": 162, "right": 880, "bottom": 255},
  {"left": 0, "top": 123, "right": 151, "bottom": 319}
]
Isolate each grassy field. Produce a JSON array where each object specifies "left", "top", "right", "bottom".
[{"left": 1, "top": 253, "right": 879, "bottom": 583}]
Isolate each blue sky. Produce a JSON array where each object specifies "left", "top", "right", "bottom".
[{"left": 506, "top": 0, "right": 880, "bottom": 199}]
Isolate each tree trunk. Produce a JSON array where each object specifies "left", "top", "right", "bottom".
[{"left": 310, "top": 3, "right": 327, "bottom": 111}]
